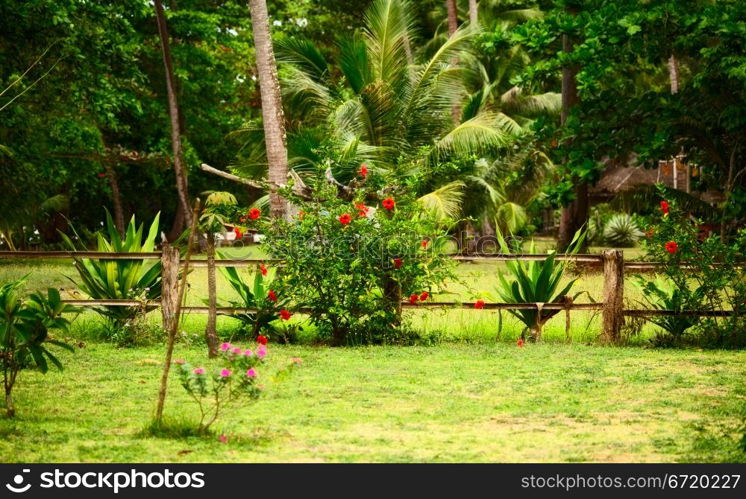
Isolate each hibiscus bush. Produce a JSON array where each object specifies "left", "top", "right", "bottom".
[
  {"left": 639, "top": 192, "right": 746, "bottom": 346},
  {"left": 246, "top": 166, "right": 455, "bottom": 345},
  {"left": 175, "top": 338, "right": 301, "bottom": 433}
]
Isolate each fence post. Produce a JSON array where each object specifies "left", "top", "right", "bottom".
[
  {"left": 160, "top": 244, "right": 180, "bottom": 332},
  {"left": 602, "top": 249, "right": 624, "bottom": 343}
]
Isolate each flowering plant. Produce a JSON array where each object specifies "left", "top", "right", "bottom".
[
  {"left": 639, "top": 189, "right": 746, "bottom": 346},
  {"left": 175, "top": 340, "right": 300, "bottom": 432},
  {"left": 259, "top": 166, "right": 456, "bottom": 345},
  {"left": 218, "top": 261, "right": 293, "bottom": 342}
]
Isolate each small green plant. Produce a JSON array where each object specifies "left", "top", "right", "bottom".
[
  {"left": 174, "top": 338, "right": 301, "bottom": 433},
  {"left": 61, "top": 211, "right": 161, "bottom": 337},
  {"left": 603, "top": 214, "right": 644, "bottom": 247},
  {"left": 494, "top": 229, "right": 585, "bottom": 341},
  {"left": 633, "top": 276, "right": 698, "bottom": 344},
  {"left": 219, "top": 262, "right": 292, "bottom": 341},
  {"left": 1, "top": 278, "right": 76, "bottom": 417}
]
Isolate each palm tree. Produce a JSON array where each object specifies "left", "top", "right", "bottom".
[
  {"left": 273, "top": 0, "right": 514, "bottom": 182},
  {"left": 248, "top": 0, "right": 289, "bottom": 219}
]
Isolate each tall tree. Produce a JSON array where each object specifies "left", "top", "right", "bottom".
[
  {"left": 469, "top": 0, "right": 478, "bottom": 24},
  {"left": 154, "top": 0, "right": 192, "bottom": 230},
  {"left": 556, "top": 11, "right": 586, "bottom": 250},
  {"left": 248, "top": 0, "right": 289, "bottom": 218}
]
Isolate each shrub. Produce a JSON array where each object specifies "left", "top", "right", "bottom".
[
  {"left": 633, "top": 276, "right": 698, "bottom": 345},
  {"left": 61, "top": 211, "right": 162, "bottom": 337},
  {"left": 1, "top": 278, "right": 75, "bottom": 417},
  {"left": 603, "top": 214, "right": 644, "bottom": 247},
  {"left": 174, "top": 339, "right": 300, "bottom": 433},
  {"left": 219, "top": 262, "right": 293, "bottom": 342},
  {"left": 494, "top": 229, "right": 585, "bottom": 341},
  {"left": 243, "top": 168, "right": 456, "bottom": 345},
  {"left": 640, "top": 192, "right": 746, "bottom": 347}
]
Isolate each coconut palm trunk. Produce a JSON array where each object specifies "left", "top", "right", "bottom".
[
  {"left": 154, "top": 0, "right": 192, "bottom": 230},
  {"left": 103, "top": 157, "right": 125, "bottom": 234},
  {"left": 248, "top": 0, "right": 289, "bottom": 219},
  {"left": 446, "top": 0, "right": 461, "bottom": 124},
  {"left": 469, "top": 0, "right": 478, "bottom": 25}
]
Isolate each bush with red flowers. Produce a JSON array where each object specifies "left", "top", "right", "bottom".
[
  {"left": 260, "top": 169, "right": 455, "bottom": 345},
  {"left": 639, "top": 189, "right": 746, "bottom": 346}
]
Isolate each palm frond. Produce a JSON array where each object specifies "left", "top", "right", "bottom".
[{"left": 417, "top": 181, "right": 465, "bottom": 220}]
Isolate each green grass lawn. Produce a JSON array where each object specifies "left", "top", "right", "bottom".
[
  {"left": 1, "top": 342, "right": 744, "bottom": 462},
  {"left": 1, "top": 248, "right": 743, "bottom": 463}
]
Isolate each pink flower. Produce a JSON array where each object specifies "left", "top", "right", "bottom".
[
  {"left": 246, "top": 368, "right": 257, "bottom": 378},
  {"left": 232, "top": 347, "right": 242, "bottom": 355},
  {"left": 193, "top": 367, "right": 205, "bottom": 375},
  {"left": 219, "top": 434, "right": 228, "bottom": 443},
  {"left": 220, "top": 369, "right": 232, "bottom": 378},
  {"left": 257, "top": 345, "right": 267, "bottom": 358},
  {"left": 243, "top": 349, "right": 254, "bottom": 357},
  {"left": 292, "top": 357, "right": 302, "bottom": 365},
  {"left": 220, "top": 342, "right": 231, "bottom": 352},
  {"left": 174, "top": 359, "right": 185, "bottom": 365}
]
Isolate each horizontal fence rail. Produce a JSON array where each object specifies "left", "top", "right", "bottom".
[{"left": 1, "top": 248, "right": 740, "bottom": 342}]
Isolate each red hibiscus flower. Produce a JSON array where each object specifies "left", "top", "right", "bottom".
[
  {"left": 260, "top": 263, "right": 268, "bottom": 276},
  {"left": 267, "top": 290, "right": 277, "bottom": 302},
  {"left": 234, "top": 227, "right": 243, "bottom": 239},
  {"left": 409, "top": 294, "right": 419, "bottom": 305},
  {"left": 421, "top": 239, "right": 429, "bottom": 249},
  {"left": 355, "top": 202, "right": 368, "bottom": 217},
  {"left": 359, "top": 164, "right": 368, "bottom": 177},
  {"left": 382, "top": 197, "right": 395, "bottom": 210},
  {"left": 393, "top": 258, "right": 403, "bottom": 269},
  {"left": 279, "top": 309, "right": 292, "bottom": 321},
  {"left": 97, "top": 173, "right": 107, "bottom": 178},
  {"left": 339, "top": 214, "right": 352, "bottom": 225},
  {"left": 239, "top": 216, "right": 247, "bottom": 223},
  {"left": 665, "top": 241, "right": 678, "bottom": 254},
  {"left": 474, "top": 300, "right": 485, "bottom": 309},
  {"left": 297, "top": 211, "right": 305, "bottom": 220},
  {"left": 660, "top": 200, "right": 670, "bottom": 215},
  {"left": 256, "top": 334, "right": 269, "bottom": 345},
  {"left": 420, "top": 291, "right": 429, "bottom": 301},
  {"left": 248, "top": 207, "right": 261, "bottom": 220},
  {"left": 517, "top": 338, "right": 524, "bottom": 348}
]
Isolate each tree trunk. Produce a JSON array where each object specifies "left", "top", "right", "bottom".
[
  {"left": 383, "top": 275, "right": 402, "bottom": 329},
  {"left": 468, "top": 0, "right": 478, "bottom": 25},
  {"left": 4, "top": 384, "right": 14, "bottom": 418},
  {"left": 248, "top": 0, "right": 289, "bottom": 219},
  {"left": 668, "top": 54, "right": 679, "bottom": 94},
  {"left": 103, "top": 159, "right": 125, "bottom": 233},
  {"left": 446, "top": 0, "right": 461, "bottom": 124},
  {"left": 205, "top": 232, "right": 219, "bottom": 358},
  {"left": 154, "top": 0, "right": 192, "bottom": 230},
  {"left": 557, "top": 30, "right": 587, "bottom": 250}
]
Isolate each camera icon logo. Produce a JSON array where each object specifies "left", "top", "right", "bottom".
[{"left": 5, "top": 469, "right": 32, "bottom": 493}]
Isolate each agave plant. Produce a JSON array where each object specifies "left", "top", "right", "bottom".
[
  {"left": 61, "top": 211, "right": 161, "bottom": 330},
  {"left": 1, "top": 277, "right": 76, "bottom": 417},
  {"left": 633, "top": 276, "right": 699, "bottom": 339},
  {"left": 603, "top": 214, "right": 644, "bottom": 247},
  {"left": 220, "top": 263, "right": 291, "bottom": 341},
  {"left": 494, "top": 229, "right": 585, "bottom": 341}
]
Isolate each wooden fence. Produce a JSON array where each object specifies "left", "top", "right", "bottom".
[{"left": 0, "top": 249, "right": 735, "bottom": 342}]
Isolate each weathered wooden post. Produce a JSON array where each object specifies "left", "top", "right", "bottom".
[
  {"left": 160, "top": 244, "right": 180, "bottom": 332},
  {"left": 602, "top": 249, "right": 624, "bottom": 343}
]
